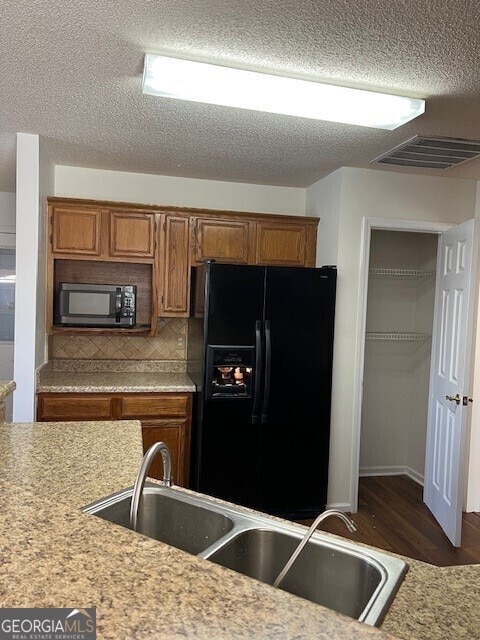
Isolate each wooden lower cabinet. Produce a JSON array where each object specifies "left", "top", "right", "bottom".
[
  {"left": 37, "top": 392, "right": 192, "bottom": 486},
  {"left": 141, "top": 420, "right": 190, "bottom": 486}
]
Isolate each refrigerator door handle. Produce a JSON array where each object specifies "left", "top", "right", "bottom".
[
  {"left": 261, "top": 320, "right": 271, "bottom": 423},
  {"left": 252, "top": 320, "right": 263, "bottom": 423}
]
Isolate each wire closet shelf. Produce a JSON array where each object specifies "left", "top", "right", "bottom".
[
  {"left": 369, "top": 268, "right": 435, "bottom": 278},
  {"left": 366, "top": 332, "right": 431, "bottom": 341}
]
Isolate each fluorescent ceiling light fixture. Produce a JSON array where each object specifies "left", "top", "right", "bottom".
[{"left": 143, "top": 54, "right": 425, "bottom": 130}]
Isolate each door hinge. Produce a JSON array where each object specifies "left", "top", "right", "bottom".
[{"left": 463, "top": 396, "right": 474, "bottom": 406}]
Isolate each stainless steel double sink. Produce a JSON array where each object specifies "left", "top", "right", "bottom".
[{"left": 83, "top": 483, "right": 408, "bottom": 627}]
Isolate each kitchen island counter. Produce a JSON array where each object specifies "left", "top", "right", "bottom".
[
  {"left": 0, "top": 379, "right": 15, "bottom": 423},
  {"left": 0, "top": 419, "right": 396, "bottom": 640},
  {"left": 0, "top": 379, "right": 15, "bottom": 400},
  {"left": 382, "top": 558, "right": 480, "bottom": 639},
  {"left": 1, "top": 419, "right": 479, "bottom": 639}
]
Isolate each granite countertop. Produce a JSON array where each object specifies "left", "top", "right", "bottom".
[
  {"left": 0, "top": 379, "right": 16, "bottom": 401},
  {"left": 0, "top": 420, "right": 397, "bottom": 640},
  {"left": 382, "top": 560, "right": 480, "bottom": 639},
  {"left": 37, "top": 359, "right": 196, "bottom": 392},
  {"left": 1, "top": 419, "right": 479, "bottom": 639},
  {"left": 37, "top": 370, "right": 196, "bottom": 393}
]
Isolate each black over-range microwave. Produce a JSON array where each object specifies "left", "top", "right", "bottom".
[{"left": 55, "top": 283, "right": 136, "bottom": 328}]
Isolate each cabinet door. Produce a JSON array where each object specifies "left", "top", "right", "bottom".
[
  {"left": 51, "top": 207, "right": 102, "bottom": 256},
  {"left": 109, "top": 211, "right": 155, "bottom": 258},
  {"left": 141, "top": 420, "right": 190, "bottom": 486},
  {"left": 158, "top": 214, "right": 190, "bottom": 316},
  {"left": 191, "top": 217, "right": 254, "bottom": 265},
  {"left": 254, "top": 221, "right": 311, "bottom": 266}
]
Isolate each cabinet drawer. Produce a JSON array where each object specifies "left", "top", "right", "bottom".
[
  {"left": 120, "top": 394, "right": 189, "bottom": 418},
  {"left": 38, "top": 395, "right": 113, "bottom": 420}
]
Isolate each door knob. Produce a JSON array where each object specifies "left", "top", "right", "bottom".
[{"left": 445, "top": 394, "right": 461, "bottom": 405}]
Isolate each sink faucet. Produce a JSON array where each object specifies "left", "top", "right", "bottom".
[
  {"left": 273, "top": 509, "right": 357, "bottom": 589},
  {"left": 129, "top": 442, "right": 173, "bottom": 531}
]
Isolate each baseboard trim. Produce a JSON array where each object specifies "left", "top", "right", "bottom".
[
  {"left": 360, "top": 465, "right": 424, "bottom": 486},
  {"left": 404, "top": 466, "right": 424, "bottom": 486}
]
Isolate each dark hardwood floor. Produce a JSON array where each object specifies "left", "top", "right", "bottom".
[{"left": 300, "top": 475, "right": 480, "bottom": 567}]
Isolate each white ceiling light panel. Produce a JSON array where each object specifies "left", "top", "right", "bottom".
[{"left": 143, "top": 54, "right": 425, "bottom": 130}]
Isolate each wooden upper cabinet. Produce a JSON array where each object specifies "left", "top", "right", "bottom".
[
  {"left": 51, "top": 206, "right": 102, "bottom": 256},
  {"left": 48, "top": 197, "right": 319, "bottom": 326},
  {"left": 50, "top": 202, "right": 155, "bottom": 261},
  {"left": 158, "top": 214, "right": 190, "bottom": 317},
  {"left": 109, "top": 210, "right": 155, "bottom": 258},
  {"left": 191, "top": 217, "right": 254, "bottom": 265},
  {"left": 254, "top": 221, "right": 316, "bottom": 267}
]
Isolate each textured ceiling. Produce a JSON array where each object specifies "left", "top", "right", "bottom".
[{"left": 2, "top": 0, "right": 480, "bottom": 192}]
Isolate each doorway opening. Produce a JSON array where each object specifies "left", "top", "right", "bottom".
[
  {"left": 359, "top": 229, "right": 438, "bottom": 489},
  {"left": 351, "top": 217, "right": 453, "bottom": 517},
  {"left": 349, "top": 216, "right": 480, "bottom": 548}
]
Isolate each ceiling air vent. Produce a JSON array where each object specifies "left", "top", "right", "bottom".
[{"left": 372, "top": 135, "right": 480, "bottom": 170}]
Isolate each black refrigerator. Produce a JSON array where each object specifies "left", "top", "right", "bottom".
[{"left": 187, "top": 261, "right": 336, "bottom": 520}]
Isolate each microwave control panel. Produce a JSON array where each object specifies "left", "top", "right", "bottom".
[{"left": 122, "top": 289, "right": 136, "bottom": 317}]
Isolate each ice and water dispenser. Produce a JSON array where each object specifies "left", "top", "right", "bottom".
[{"left": 206, "top": 346, "right": 254, "bottom": 399}]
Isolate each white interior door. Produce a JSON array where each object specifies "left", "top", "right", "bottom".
[{"left": 424, "top": 218, "right": 479, "bottom": 546}]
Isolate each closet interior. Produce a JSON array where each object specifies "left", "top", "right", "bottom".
[{"left": 360, "top": 230, "right": 438, "bottom": 486}]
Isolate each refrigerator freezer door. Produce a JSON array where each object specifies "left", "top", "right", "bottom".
[
  {"left": 195, "top": 263, "right": 266, "bottom": 506},
  {"left": 205, "top": 262, "right": 265, "bottom": 345},
  {"left": 258, "top": 267, "right": 336, "bottom": 518},
  {"left": 199, "top": 400, "right": 261, "bottom": 507}
]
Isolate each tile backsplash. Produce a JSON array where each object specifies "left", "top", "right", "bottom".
[{"left": 51, "top": 318, "right": 187, "bottom": 360}]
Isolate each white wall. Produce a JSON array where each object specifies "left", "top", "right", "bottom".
[
  {"left": 54, "top": 166, "right": 306, "bottom": 216},
  {"left": 467, "top": 277, "right": 480, "bottom": 511},
  {"left": 13, "top": 134, "right": 54, "bottom": 421},
  {"left": 305, "top": 168, "right": 342, "bottom": 266},
  {"left": 475, "top": 180, "right": 480, "bottom": 217},
  {"left": 309, "top": 167, "right": 478, "bottom": 509},
  {"left": 0, "top": 192, "right": 16, "bottom": 229},
  {"left": 36, "top": 142, "right": 54, "bottom": 368}
]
